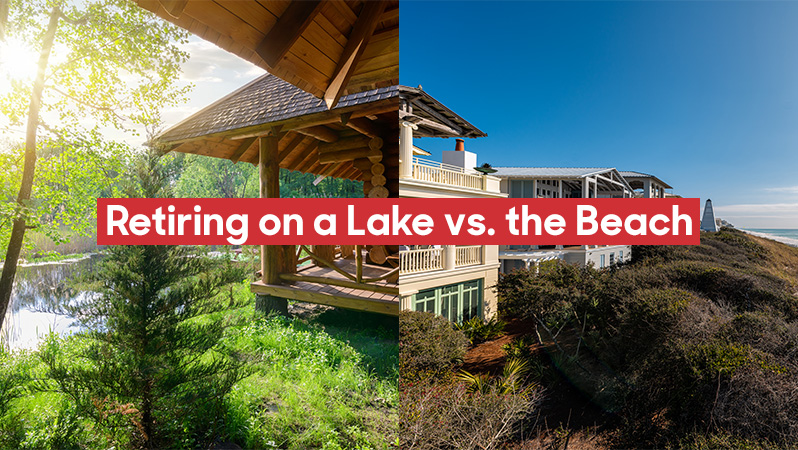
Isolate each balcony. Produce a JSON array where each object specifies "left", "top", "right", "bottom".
[
  {"left": 407, "top": 157, "right": 502, "bottom": 193},
  {"left": 399, "top": 245, "right": 484, "bottom": 275}
]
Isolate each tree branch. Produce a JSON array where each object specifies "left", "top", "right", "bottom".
[{"left": 46, "top": 85, "right": 127, "bottom": 121}]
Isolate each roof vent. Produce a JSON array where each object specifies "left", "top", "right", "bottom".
[{"left": 455, "top": 138, "right": 465, "bottom": 152}]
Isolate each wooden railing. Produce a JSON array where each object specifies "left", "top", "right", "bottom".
[
  {"left": 455, "top": 245, "right": 482, "bottom": 267},
  {"left": 274, "top": 245, "right": 399, "bottom": 295},
  {"left": 411, "top": 157, "right": 483, "bottom": 190},
  {"left": 399, "top": 247, "right": 443, "bottom": 275}
]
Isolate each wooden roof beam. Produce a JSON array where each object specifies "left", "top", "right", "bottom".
[
  {"left": 345, "top": 117, "right": 381, "bottom": 138},
  {"left": 158, "top": 0, "right": 187, "bottom": 18},
  {"left": 293, "top": 142, "right": 320, "bottom": 173},
  {"left": 276, "top": 133, "right": 307, "bottom": 162},
  {"left": 255, "top": 0, "right": 324, "bottom": 69},
  {"left": 323, "top": 1, "right": 387, "bottom": 109},
  {"left": 381, "top": 5, "right": 399, "bottom": 22},
  {"left": 229, "top": 136, "right": 258, "bottom": 163},
  {"left": 411, "top": 98, "right": 463, "bottom": 135},
  {"left": 296, "top": 125, "right": 339, "bottom": 143}
]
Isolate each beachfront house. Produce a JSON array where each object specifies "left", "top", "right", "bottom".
[
  {"left": 493, "top": 167, "right": 673, "bottom": 272},
  {"left": 136, "top": 0, "right": 401, "bottom": 316},
  {"left": 399, "top": 87, "right": 506, "bottom": 321},
  {"left": 619, "top": 171, "right": 672, "bottom": 198}
]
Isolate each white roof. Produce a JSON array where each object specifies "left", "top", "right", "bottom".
[{"left": 493, "top": 167, "right": 615, "bottom": 178}]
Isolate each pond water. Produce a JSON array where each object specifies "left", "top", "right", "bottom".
[{"left": 1, "top": 254, "right": 102, "bottom": 351}]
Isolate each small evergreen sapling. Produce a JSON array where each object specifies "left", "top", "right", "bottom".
[{"left": 39, "top": 150, "right": 249, "bottom": 448}]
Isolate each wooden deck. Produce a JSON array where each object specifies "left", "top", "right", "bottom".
[{"left": 251, "top": 259, "right": 399, "bottom": 316}]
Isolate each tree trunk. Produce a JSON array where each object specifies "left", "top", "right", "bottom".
[{"left": 0, "top": 6, "right": 60, "bottom": 330}]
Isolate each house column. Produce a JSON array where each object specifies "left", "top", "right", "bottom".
[
  {"left": 443, "top": 245, "right": 456, "bottom": 271},
  {"left": 257, "top": 135, "right": 288, "bottom": 315},
  {"left": 558, "top": 180, "right": 563, "bottom": 198},
  {"left": 643, "top": 179, "right": 652, "bottom": 198},
  {"left": 400, "top": 121, "right": 417, "bottom": 178},
  {"left": 582, "top": 178, "right": 589, "bottom": 198},
  {"left": 592, "top": 179, "right": 598, "bottom": 198},
  {"left": 532, "top": 179, "right": 538, "bottom": 198}
]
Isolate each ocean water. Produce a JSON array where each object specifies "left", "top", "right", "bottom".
[{"left": 741, "top": 229, "right": 798, "bottom": 247}]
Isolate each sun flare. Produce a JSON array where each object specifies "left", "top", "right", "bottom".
[{"left": 0, "top": 39, "right": 40, "bottom": 83}]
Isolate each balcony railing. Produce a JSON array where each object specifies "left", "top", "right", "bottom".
[
  {"left": 411, "top": 157, "right": 484, "bottom": 190},
  {"left": 399, "top": 247, "right": 443, "bottom": 275},
  {"left": 400, "top": 245, "right": 484, "bottom": 275},
  {"left": 455, "top": 245, "right": 482, "bottom": 267}
]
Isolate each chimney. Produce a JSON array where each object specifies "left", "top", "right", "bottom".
[{"left": 443, "top": 138, "right": 477, "bottom": 171}]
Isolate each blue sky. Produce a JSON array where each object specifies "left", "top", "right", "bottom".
[{"left": 400, "top": 1, "right": 798, "bottom": 228}]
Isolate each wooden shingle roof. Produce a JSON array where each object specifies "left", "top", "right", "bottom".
[
  {"left": 155, "top": 73, "right": 399, "bottom": 183},
  {"left": 160, "top": 74, "right": 397, "bottom": 143}
]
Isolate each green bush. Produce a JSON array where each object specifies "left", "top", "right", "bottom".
[
  {"left": 399, "top": 311, "right": 469, "bottom": 376},
  {"left": 502, "top": 335, "right": 537, "bottom": 360},
  {"left": 496, "top": 230, "right": 798, "bottom": 447},
  {"left": 455, "top": 316, "right": 506, "bottom": 345}
]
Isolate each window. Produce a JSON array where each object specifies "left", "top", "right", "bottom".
[
  {"left": 411, "top": 279, "right": 484, "bottom": 322},
  {"left": 414, "top": 289, "right": 436, "bottom": 313},
  {"left": 609, "top": 253, "right": 615, "bottom": 265},
  {"left": 619, "top": 250, "right": 624, "bottom": 261},
  {"left": 600, "top": 254, "right": 605, "bottom": 268}
]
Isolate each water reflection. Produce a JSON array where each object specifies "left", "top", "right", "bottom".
[{"left": 1, "top": 254, "right": 102, "bottom": 351}]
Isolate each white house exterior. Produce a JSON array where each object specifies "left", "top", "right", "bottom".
[
  {"left": 397, "top": 87, "right": 676, "bottom": 321},
  {"left": 618, "top": 171, "right": 672, "bottom": 198},
  {"left": 493, "top": 167, "right": 671, "bottom": 272},
  {"left": 398, "top": 87, "right": 504, "bottom": 321}
]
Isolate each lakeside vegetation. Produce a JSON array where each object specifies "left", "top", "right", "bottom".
[
  {"left": 1, "top": 147, "right": 388, "bottom": 448},
  {"left": 1, "top": 285, "right": 398, "bottom": 449},
  {"left": 400, "top": 228, "right": 798, "bottom": 449}
]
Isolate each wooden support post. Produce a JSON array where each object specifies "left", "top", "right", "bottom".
[
  {"left": 258, "top": 135, "right": 288, "bottom": 315},
  {"left": 356, "top": 245, "right": 363, "bottom": 283}
]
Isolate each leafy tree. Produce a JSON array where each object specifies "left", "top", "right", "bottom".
[
  {"left": 0, "top": 0, "right": 190, "bottom": 329},
  {"left": 38, "top": 150, "right": 248, "bottom": 448},
  {"left": 175, "top": 154, "right": 259, "bottom": 199},
  {"left": 173, "top": 155, "right": 365, "bottom": 199},
  {"left": 278, "top": 168, "right": 364, "bottom": 198}
]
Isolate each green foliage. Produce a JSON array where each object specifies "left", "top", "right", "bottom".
[
  {"left": 1, "top": 289, "right": 398, "bottom": 449},
  {"left": 0, "top": 0, "right": 189, "bottom": 253},
  {"left": 399, "top": 310, "right": 469, "bottom": 376},
  {"left": 171, "top": 156, "right": 365, "bottom": 200},
  {"left": 454, "top": 316, "right": 506, "bottom": 345},
  {"left": 496, "top": 229, "right": 798, "bottom": 447},
  {"left": 502, "top": 335, "right": 537, "bottom": 360},
  {"left": 175, "top": 154, "right": 260, "bottom": 199},
  {"left": 222, "top": 311, "right": 397, "bottom": 449},
  {"left": 279, "top": 169, "right": 364, "bottom": 198},
  {"left": 30, "top": 151, "right": 248, "bottom": 448},
  {"left": 458, "top": 358, "right": 533, "bottom": 395}
]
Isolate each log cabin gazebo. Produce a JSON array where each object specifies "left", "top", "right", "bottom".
[{"left": 139, "top": 0, "right": 400, "bottom": 315}]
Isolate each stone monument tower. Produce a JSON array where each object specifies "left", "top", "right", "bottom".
[{"left": 700, "top": 199, "right": 718, "bottom": 232}]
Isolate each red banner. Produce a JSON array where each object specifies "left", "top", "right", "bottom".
[{"left": 97, "top": 198, "right": 701, "bottom": 246}]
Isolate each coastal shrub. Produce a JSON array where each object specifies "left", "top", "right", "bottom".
[
  {"left": 399, "top": 310, "right": 468, "bottom": 376},
  {"left": 502, "top": 335, "right": 537, "bottom": 360},
  {"left": 400, "top": 373, "right": 541, "bottom": 450},
  {"left": 497, "top": 230, "right": 798, "bottom": 447},
  {"left": 455, "top": 316, "right": 506, "bottom": 345}
]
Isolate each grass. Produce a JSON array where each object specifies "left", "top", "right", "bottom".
[
  {"left": 0, "top": 281, "right": 398, "bottom": 449},
  {"left": 221, "top": 299, "right": 398, "bottom": 449},
  {"left": 20, "top": 227, "right": 99, "bottom": 261}
]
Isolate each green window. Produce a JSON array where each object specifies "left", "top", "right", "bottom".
[{"left": 412, "top": 279, "right": 484, "bottom": 323}]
